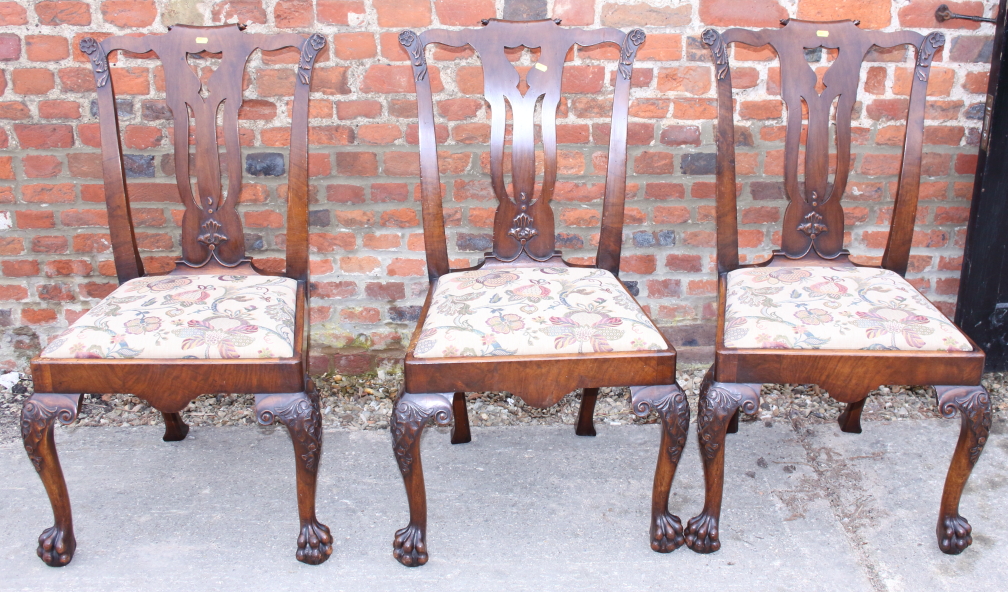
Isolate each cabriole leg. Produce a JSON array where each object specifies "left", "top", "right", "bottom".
[
  {"left": 576, "top": 387, "right": 599, "bottom": 437},
  {"left": 391, "top": 389, "right": 452, "bottom": 567},
  {"left": 837, "top": 397, "right": 867, "bottom": 434},
  {"left": 256, "top": 384, "right": 332, "bottom": 565},
  {"left": 934, "top": 385, "right": 992, "bottom": 555},
  {"left": 631, "top": 383, "right": 689, "bottom": 552},
  {"left": 21, "top": 393, "right": 82, "bottom": 567},
  {"left": 161, "top": 411, "right": 190, "bottom": 442},
  {"left": 450, "top": 392, "right": 471, "bottom": 444},
  {"left": 685, "top": 370, "right": 760, "bottom": 554}
]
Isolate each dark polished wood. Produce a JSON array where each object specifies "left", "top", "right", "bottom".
[
  {"left": 392, "top": 19, "right": 682, "bottom": 565},
  {"left": 450, "top": 392, "right": 472, "bottom": 444},
  {"left": 23, "top": 25, "right": 328, "bottom": 566},
  {"left": 692, "top": 19, "right": 991, "bottom": 555}
]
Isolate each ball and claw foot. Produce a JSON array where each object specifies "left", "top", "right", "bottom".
[
  {"left": 938, "top": 515, "right": 973, "bottom": 555},
  {"left": 393, "top": 524, "right": 427, "bottom": 567},
  {"left": 651, "top": 511, "right": 685, "bottom": 552},
  {"left": 685, "top": 512, "right": 721, "bottom": 553},
  {"left": 37, "top": 525, "right": 75, "bottom": 567},
  {"left": 295, "top": 520, "right": 333, "bottom": 564}
]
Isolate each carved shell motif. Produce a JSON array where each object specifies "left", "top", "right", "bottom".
[{"left": 797, "top": 211, "right": 827, "bottom": 239}]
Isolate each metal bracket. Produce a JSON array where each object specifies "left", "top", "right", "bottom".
[{"left": 935, "top": 4, "right": 996, "bottom": 23}]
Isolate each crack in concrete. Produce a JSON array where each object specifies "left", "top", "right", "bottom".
[{"left": 785, "top": 410, "right": 888, "bottom": 592}]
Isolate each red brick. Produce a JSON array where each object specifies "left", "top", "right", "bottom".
[
  {"left": 740, "top": 100, "right": 783, "bottom": 120},
  {"left": 310, "top": 232, "right": 356, "bottom": 252},
  {"left": 308, "top": 125, "right": 355, "bottom": 146},
  {"left": 666, "top": 253, "right": 703, "bottom": 272},
  {"left": 0, "top": 237, "right": 23, "bottom": 255},
  {"left": 436, "top": 0, "right": 495, "bottom": 25},
  {"left": 274, "top": 0, "right": 312, "bottom": 27},
  {"left": 657, "top": 66, "right": 711, "bottom": 95},
  {"left": 955, "top": 153, "right": 977, "bottom": 175},
  {"left": 361, "top": 64, "right": 443, "bottom": 93},
  {"left": 387, "top": 258, "right": 425, "bottom": 276},
  {"left": 672, "top": 99, "right": 717, "bottom": 120},
  {"left": 561, "top": 65, "right": 605, "bottom": 94},
  {"left": 859, "top": 153, "right": 902, "bottom": 176},
  {"left": 44, "top": 259, "right": 92, "bottom": 276},
  {"left": 336, "top": 152, "right": 379, "bottom": 176},
  {"left": 741, "top": 206, "right": 780, "bottom": 224},
  {"left": 317, "top": 0, "right": 365, "bottom": 24},
  {"left": 210, "top": 0, "right": 266, "bottom": 24},
  {"left": 244, "top": 210, "right": 284, "bottom": 228},
  {"left": 383, "top": 152, "right": 420, "bottom": 177},
  {"left": 2, "top": 260, "right": 40, "bottom": 276},
  {"left": 358, "top": 123, "right": 402, "bottom": 144},
  {"left": 72, "top": 233, "right": 111, "bottom": 252},
  {"left": 23, "top": 155, "right": 62, "bottom": 178},
  {"left": 0, "top": 1, "right": 27, "bottom": 24},
  {"left": 0, "top": 33, "right": 21, "bottom": 60},
  {"left": 0, "top": 101, "right": 29, "bottom": 122},
  {"left": 620, "top": 254, "right": 656, "bottom": 275},
  {"left": 334, "top": 32, "right": 377, "bottom": 60},
  {"left": 123, "top": 125, "right": 163, "bottom": 150},
  {"left": 963, "top": 71, "right": 988, "bottom": 94},
  {"left": 26, "top": 35, "right": 70, "bottom": 62},
  {"left": 560, "top": 208, "right": 600, "bottom": 227},
  {"left": 35, "top": 1, "right": 91, "bottom": 25},
  {"left": 363, "top": 233, "right": 402, "bottom": 250},
  {"left": 601, "top": 2, "right": 690, "bottom": 26},
  {"left": 100, "top": 0, "right": 156, "bottom": 26},
  {"left": 57, "top": 67, "right": 95, "bottom": 92},
  {"left": 340, "top": 256, "right": 381, "bottom": 273},
  {"left": 653, "top": 206, "right": 690, "bottom": 224},
  {"left": 22, "top": 308, "right": 58, "bottom": 324},
  {"left": 0, "top": 285, "right": 28, "bottom": 300},
  {"left": 699, "top": 0, "right": 787, "bottom": 27},
  {"left": 798, "top": 0, "right": 891, "bottom": 28},
  {"left": 647, "top": 279, "right": 681, "bottom": 299},
  {"left": 900, "top": 0, "right": 983, "bottom": 29},
  {"left": 38, "top": 100, "right": 81, "bottom": 119},
  {"left": 23, "top": 183, "right": 75, "bottom": 203},
  {"left": 893, "top": 66, "right": 954, "bottom": 97},
  {"left": 12, "top": 69, "right": 56, "bottom": 95},
  {"left": 553, "top": 0, "right": 594, "bottom": 25},
  {"left": 336, "top": 100, "right": 382, "bottom": 119},
  {"left": 374, "top": 0, "right": 431, "bottom": 27},
  {"left": 312, "top": 67, "right": 351, "bottom": 95},
  {"left": 17, "top": 210, "right": 55, "bottom": 229},
  {"left": 634, "top": 151, "right": 675, "bottom": 174},
  {"left": 334, "top": 210, "right": 374, "bottom": 227},
  {"left": 380, "top": 208, "right": 419, "bottom": 228}
]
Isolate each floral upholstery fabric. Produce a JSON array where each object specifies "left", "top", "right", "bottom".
[
  {"left": 414, "top": 267, "right": 668, "bottom": 358},
  {"left": 41, "top": 275, "right": 298, "bottom": 359},
  {"left": 723, "top": 266, "right": 972, "bottom": 351}
]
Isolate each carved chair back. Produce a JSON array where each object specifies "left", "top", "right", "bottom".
[
  {"left": 702, "top": 20, "right": 944, "bottom": 276},
  {"left": 80, "top": 25, "right": 325, "bottom": 284},
  {"left": 399, "top": 19, "right": 645, "bottom": 279}
]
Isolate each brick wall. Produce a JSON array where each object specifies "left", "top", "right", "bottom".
[{"left": 0, "top": 0, "right": 997, "bottom": 373}]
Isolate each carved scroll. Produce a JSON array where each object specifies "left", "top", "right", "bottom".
[
  {"left": 257, "top": 391, "right": 322, "bottom": 471},
  {"left": 79, "top": 37, "right": 109, "bottom": 88},
  {"left": 298, "top": 33, "right": 325, "bottom": 85},
  {"left": 696, "top": 374, "right": 759, "bottom": 461},
  {"left": 936, "top": 386, "right": 992, "bottom": 467},
  {"left": 702, "top": 29, "right": 729, "bottom": 81},
  {"left": 390, "top": 393, "right": 452, "bottom": 476},
  {"left": 22, "top": 394, "right": 79, "bottom": 473}
]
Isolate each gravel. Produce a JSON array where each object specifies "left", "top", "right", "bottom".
[{"left": 1, "top": 366, "right": 1005, "bottom": 445}]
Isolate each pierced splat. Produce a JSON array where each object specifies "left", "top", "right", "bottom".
[
  {"left": 703, "top": 20, "right": 944, "bottom": 264},
  {"left": 401, "top": 20, "right": 644, "bottom": 272},
  {"left": 81, "top": 25, "right": 325, "bottom": 273}
]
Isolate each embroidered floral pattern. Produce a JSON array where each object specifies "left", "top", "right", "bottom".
[
  {"left": 414, "top": 267, "right": 667, "bottom": 358},
  {"left": 723, "top": 266, "right": 972, "bottom": 351},
  {"left": 42, "top": 275, "right": 298, "bottom": 359}
]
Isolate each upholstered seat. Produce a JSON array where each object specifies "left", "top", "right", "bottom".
[
  {"left": 41, "top": 274, "right": 298, "bottom": 359},
  {"left": 413, "top": 266, "right": 668, "bottom": 358},
  {"left": 723, "top": 266, "right": 972, "bottom": 351}
]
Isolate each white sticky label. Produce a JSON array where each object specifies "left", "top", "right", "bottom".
[
  {"left": 816, "top": 30, "right": 829, "bottom": 37},
  {"left": 195, "top": 37, "right": 208, "bottom": 44},
  {"left": 534, "top": 63, "right": 548, "bottom": 72}
]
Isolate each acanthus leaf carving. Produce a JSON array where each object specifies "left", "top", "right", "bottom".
[
  {"left": 702, "top": 29, "right": 729, "bottom": 80},
  {"left": 79, "top": 37, "right": 110, "bottom": 88},
  {"left": 390, "top": 393, "right": 452, "bottom": 476},
  {"left": 257, "top": 391, "right": 322, "bottom": 471},
  {"left": 399, "top": 30, "right": 428, "bottom": 82},
  {"left": 21, "top": 395, "right": 79, "bottom": 474},
  {"left": 297, "top": 33, "right": 326, "bottom": 86},
  {"left": 937, "top": 386, "right": 992, "bottom": 467},
  {"left": 632, "top": 384, "right": 690, "bottom": 461},
  {"left": 915, "top": 32, "right": 945, "bottom": 82},
  {"left": 618, "top": 28, "right": 646, "bottom": 81},
  {"left": 196, "top": 218, "right": 227, "bottom": 249},
  {"left": 696, "top": 375, "right": 759, "bottom": 461}
]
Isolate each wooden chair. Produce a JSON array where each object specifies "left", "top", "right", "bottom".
[
  {"left": 21, "top": 25, "right": 332, "bottom": 566},
  {"left": 391, "top": 19, "right": 687, "bottom": 566},
  {"left": 688, "top": 19, "right": 991, "bottom": 555}
]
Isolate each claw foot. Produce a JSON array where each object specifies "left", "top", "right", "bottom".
[
  {"left": 37, "top": 525, "right": 75, "bottom": 567},
  {"left": 296, "top": 520, "right": 333, "bottom": 565},
  {"left": 393, "top": 524, "right": 427, "bottom": 567},
  {"left": 685, "top": 512, "right": 720, "bottom": 553},
  {"left": 651, "top": 511, "right": 684, "bottom": 553},
  {"left": 937, "top": 514, "right": 973, "bottom": 555}
]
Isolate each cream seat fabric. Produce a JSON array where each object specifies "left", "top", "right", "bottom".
[
  {"left": 41, "top": 274, "right": 298, "bottom": 359},
  {"left": 413, "top": 266, "right": 668, "bottom": 358},
  {"left": 723, "top": 266, "right": 972, "bottom": 351}
]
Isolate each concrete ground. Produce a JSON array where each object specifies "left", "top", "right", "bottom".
[{"left": 1, "top": 418, "right": 1006, "bottom": 592}]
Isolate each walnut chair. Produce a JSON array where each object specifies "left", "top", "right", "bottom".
[
  {"left": 21, "top": 25, "right": 332, "bottom": 566},
  {"left": 687, "top": 20, "right": 991, "bottom": 555},
  {"left": 391, "top": 19, "right": 688, "bottom": 566}
]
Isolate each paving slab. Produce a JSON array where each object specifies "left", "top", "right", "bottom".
[{"left": 0, "top": 419, "right": 1002, "bottom": 591}]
